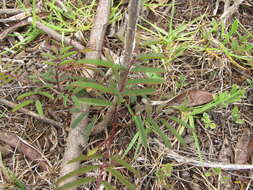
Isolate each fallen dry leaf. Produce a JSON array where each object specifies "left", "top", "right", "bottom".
[
  {"left": 167, "top": 89, "right": 213, "bottom": 107},
  {"left": 234, "top": 129, "right": 253, "bottom": 164}
]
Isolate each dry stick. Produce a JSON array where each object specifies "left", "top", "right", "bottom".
[
  {"left": 0, "top": 9, "right": 25, "bottom": 15},
  {"left": 220, "top": 0, "right": 245, "bottom": 23},
  {"left": 0, "top": 98, "right": 63, "bottom": 128},
  {"left": 27, "top": 18, "right": 85, "bottom": 51},
  {"left": 58, "top": 0, "right": 111, "bottom": 189},
  {"left": 167, "top": 150, "right": 253, "bottom": 170},
  {"left": 0, "top": 130, "right": 51, "bottom": 171},
  {"left": 0, "top": 19, "right": 30, "bottom": 40},
  {"left": 0, "top": 12, "right": 28, "bottom": 23}
]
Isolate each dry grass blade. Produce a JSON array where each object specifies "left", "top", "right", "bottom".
[
  {"left": 0, "top": 98, "right": 63, "bottom": 127},
  {"left": 0, "top": 130, "right": 51, "bottom": 171}
]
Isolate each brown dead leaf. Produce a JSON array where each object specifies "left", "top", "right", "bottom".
[
  {"left": 167, "top": 90, "right": 213, "bottom": 107},
  {"left": 0, "top": 130, "right": 51, "bottom": 171},
  {"left": 234, "top": 129, "right": 253, "bottom": 164}
]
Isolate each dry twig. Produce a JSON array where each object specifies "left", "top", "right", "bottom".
[
  {"left": 0, "top": 130, "right": 51, "bottom": 171},
  {"left": 0, "top": 98, "right": 63, "bottom": 128}
]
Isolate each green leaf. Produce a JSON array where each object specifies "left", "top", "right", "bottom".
[
  {"left": 17, "top": 91, "right": 36, "bottom": 100},
  {"left": 136, "top": 53, "right": 166, "bottom": 61},
  {"left": 41, "top": 52, "right": 56, "bottom": 59},
  {"left": 56, "top": 177, "right": 96, "bottom": 190},
  {"left": 133, "top": 116, "right": 148, "bottom": 148},
  {"left": 83, "top": 117, "right": 97, "bottom": 138},
  {"left": 37, "top": 91, "right": 54, "bottom": 100},
  {"left": 101, "top": 181, "right": 116, "bottom": 190},
  {"left": 71, "top": 81, "right": 118, "bottom": 94},
  {"left": 60, "top": 51, "right": 77, "bottom": 59},
  {"left": 77, "top": 59, "right": 125, "bottom": 70},
  {"left": 131, "top": 66, "right": 166, "bottom": 73},
  {"left": 126, "top": 78, "right": 165, "bottom": 85},
  {"left": 59, "top": 59, "right": 75, "bottom": 66},
  {"left": 76, "top": 98, "right": 113, "bottom": 106},
  {"left": 62, "top": 94, "right": 69, "bottom": 107},
  {"left": 147, "top": 118, "right": 171, "bottom": 148},
  {"left": 57, "top": 166, "right": 99, "bottom": 184},
  {"left": 44, "top": 61, "right": 56, "bottom": 66},
  {"left": 161, "top": 119, "right": 186, "bottom": 145},
  {"left": 35, "top": 100, "right": 43, "bottom": 116},
  {"left": 60, "top": 46, "right": 73, "bottom": 55},
  {"left": 122, "top": 88, "right": 156, "bottom": 96},
  {"left": 111, "top": 156, "right": 140, "bottom": 177},
  {"left": 71, "top": 112, "right": 88, "bottom": 128},
  {"left": 68, "top": 154, "right": 103, "bottom": 164},
  {"left": 169, "top": 116, "right": 192, "bottom": 129},
  {"left": 12, "top": 99, "right": 34, "bottom": 112},
  {"left": 188, "top": 115, "right": 202, "bottom": 160},
  {"left": 156, "top": 163, "right": 173, "bottom": 179},
  {"left": 106, "top": 168, "right": 136, "bottom": 190}
]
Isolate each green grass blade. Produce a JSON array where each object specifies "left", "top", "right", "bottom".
[
  {"left": 189, "top": 115, "right": 202, "bottom": 160},
  {"left": 133, "top": 116, "right": 148, "bottom": 148},
  {"left": 122, "top": 132, "right": 139, "bottom": 158},
  {"left": 106, "top": 168, "right": 136, "bottom": 190},
  {"left": 12, "top": 100, "right": 34, "bottom": 112}
]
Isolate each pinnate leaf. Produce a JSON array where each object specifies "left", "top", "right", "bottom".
[
  {"left": 77, "top": 59, "right": 124, "bottom": 70},
  {"left": 76, "top": 98, "right": 113, "bottom": 106}
]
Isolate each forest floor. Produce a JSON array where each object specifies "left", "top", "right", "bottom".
[{"left": 0, "top": 0, "right": 253, "bottom": 190}]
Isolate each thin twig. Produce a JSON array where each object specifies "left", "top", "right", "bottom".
[
  {"left": 27, "top": 18, "right": 85, "bottom": 51},
  {"left": 0, "top": 130, "right": 51, "bottom": 171},
  {"left": 0, "top": 9, "right": 25, "bottom": 15},
  {"left": 167, "top": 150, "right": 253, "bottom": 170},
  {"left": 0, "top": 98, "right": 63, "bottom": 128}
]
